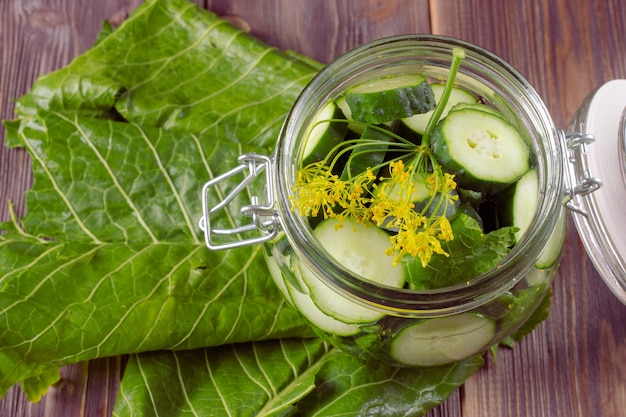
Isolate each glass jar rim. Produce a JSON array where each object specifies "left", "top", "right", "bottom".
[{"left": 275, "top": 34, "right": 563, "bottom": 316}]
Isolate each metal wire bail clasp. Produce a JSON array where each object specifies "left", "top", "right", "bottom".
[
  {"left": 560, "top": 130, "right": 602, "bottom": 216},
  {"left": 199, "top": 153, "right": 280, "bottom": 250}
]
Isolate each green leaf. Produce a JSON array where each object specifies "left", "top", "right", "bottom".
[
  {"left": 112, "top": 343, "right": 483, "bottom": 417},
  {"left": 112, "top": 339, "right": 330, "bottom": 417},
  {"left": 403, "top": 213, "right": 516, "bottom": 289},
  {"left": 1, "top": 0, "right": 318, "bottom": 398},
  {"left": 0, "top": 113, "right": 315, "bottom": 400},
  {"left": 296, "top": 351, "right": 483, "bottom": 416},
  {"left": 499, "top": 288, "right": 552, "bottom": 348},
  {"left": 12, "top": 0, "right": 316, "bottom": 149}
]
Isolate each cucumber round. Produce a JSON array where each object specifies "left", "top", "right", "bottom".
[
  {"left": 525, "top": 267, "right": 553, "bottom": 287},
  {"left": 402, "top": 84, "right": 476, "bottom": 135},
  {"left": 302, "top": 101, "right": 348, "bottom": 166},
  {"left": 287, "top": 268, "right": 361, "bottom": 337},
  {"left": 430, "top": 108, "right": 530, "bottom": 190},
  {"left": 498, "top": 166, "right": 563, "bottom": 266},
  {"left": 338, "top": 74, "right": 435, "bottom": 124},
  {"left": 300, "top": 218, "right": 405, "bottom": 324},
  {"left": 535, "top": 208, "right": 566, "bottom": 269},
  {"left": 390, "top": 313, "right": 495, "bottom": 367},
  {"left": 447, "top": 101, "right": 506, "bottom": 119},
  {"left": 507, "top": 168, "right": 539, "bottom": 243}
]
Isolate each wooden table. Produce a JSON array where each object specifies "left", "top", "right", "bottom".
[{"left": 1, "top": 0, "right": 626, "bottom": 415}]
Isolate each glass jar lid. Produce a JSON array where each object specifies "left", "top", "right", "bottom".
[{"left": 568, "top": 79, "right": 626, "bottom": 304}]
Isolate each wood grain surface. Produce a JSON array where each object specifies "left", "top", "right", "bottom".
[{"left": 1, "top": 0, "right": 626, "bottom": 416}]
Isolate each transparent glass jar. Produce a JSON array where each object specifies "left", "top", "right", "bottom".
[{"left": 200, "top": 35, "right": 600, "bottom": 367}]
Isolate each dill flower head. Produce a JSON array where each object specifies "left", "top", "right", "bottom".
[
  {"left": 291, "top": 152, "right": 457, "bottom": 268},
  {"left": 290, "top": 162, "right": 374, "bottom": 222}
]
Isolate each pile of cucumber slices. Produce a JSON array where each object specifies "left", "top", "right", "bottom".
[{"left": 276, "top": 70, "right": 563, "bottom": 367}]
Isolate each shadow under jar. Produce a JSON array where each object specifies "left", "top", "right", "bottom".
[{"left": 201, "top": 35, "right": 595, "bottom": 367}]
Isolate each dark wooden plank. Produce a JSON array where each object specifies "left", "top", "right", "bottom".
[
  {"left": 0, "top": 2, "right": 144, "bottom": 415},
  {"left": 206, "top": 0, "right": 431, "bottom": 64},
  {"left": 0, "top": 0, "right": 144, "bottom": 222},
  {"left": 431, "top": 1, "right": 626, "bottom": 416}
]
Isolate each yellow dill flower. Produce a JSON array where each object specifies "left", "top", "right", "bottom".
[
  {"left": 292, "top": 143, "right": 458, "bottom": 269},
  {"left": 339, "top": 198, "right": 372, "bottom": 223},
  {"left": 389, "top": 160, "right": 410, "bottom": 184},
  {"left": 290, "top": 165, "right": 338, "bottom": 218},
  {"left": 432, "top": 216, "right": 454, "bottom": 241},
  {"left": 442, "top": 173, "right": 459, "bottom": 205},
  {"left": 443, "top": 172, "right": 457, "bottom": 192},
  {"left": 387, "top": 222, "right": 449, "bottom": 267},
  {"left": 425, "top": 172, "right": 439, "bottom": 196},
  {"left": 291, "top": 162, "right": 375, "bottom": 226}
]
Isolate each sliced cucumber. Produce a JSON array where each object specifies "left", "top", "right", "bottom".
[
  {"left": 402, "top": 84, "right": 476, "bottom": 135},
  {"left": 494, "top": 167, "right": 564, "bottom": 268},
  {"left": 289, "top": 260, "right": 360, "bottom": 336},
  {"left": 340, "top": 126, "right": 393, "bottom": 179},
  {"left": 390, "top": 313, "right": 495, "bottom": 367},
  {"left": 431, "top": 108, "right": 530, "bottom": 191},
  {"left": 535, "top": 208, "right": 566, "bottom": 269},
  {"left": 457, "top": 187, "right": 485, "bottom": 207},
  {"left": 300, "top": 218, "right": 405, "bottom": 324},
  {"left": 447, "top": 101, "right": 505, "bottom": 119},
  {"left": 337, "top": 74, "right": 435, "bottom": 124},
  {"left": 507, "top": 168, "right": 539, "bottom": 243},
  {"left": 302, "top": 101, "right": 348, "bottom": 166},
  {"left": 525, "top": 266, "right": 554, "bottom": 287},
  {"left": 335, "top": 99, "right": 366, "bottom": 134},
  {"left": 265, "top": 254, "right": 291, "bottom": 301}
]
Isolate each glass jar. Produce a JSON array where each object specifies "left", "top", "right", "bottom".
[{"left": 200, "top": 35, "right": 601, "bottom": 367}]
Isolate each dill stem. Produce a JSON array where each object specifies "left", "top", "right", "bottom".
[{"left": 421, "top": 47, "right": 466, "bottom": 147}]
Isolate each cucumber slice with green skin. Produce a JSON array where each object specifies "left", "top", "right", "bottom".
[
  {"left": 506, "top": 168, "right": 538, "bottom": 243},
  {"left": 448, "top": 101, "right": 505, "bottom": 119},
  {"left": 390, "top": 312, "right": 496, "bottom": 367},
  {"left": 302, "top": 101, "right": 348, "bottom": 166},
  {"left": 431, "top": 108, "right": 530, "bottom": 191},
  {"left": 335, "top": 100, "right": 367, "bottom": 134},
  {"left": 338, "top": 74, "right": 436, "bottom": 124},
  {"left": 402, "top": 84, "right": 476, "bottom": 135},
  {"left": 289, "top": 259, "right": 360, "bottom": 336},
  {"left": 340, "top": 126, "right": 393, "bottom": 179},
  {"left": 495, "top": 167, "right": 564, "bottom": 268},
  {"left": 300, "top": 218, "right": 405, "bottom": 324},
  {"left": 457, "top": 187, "right": 485, "bottom": 207},
  {"left": 525, "top": 266, "right": 554, "bottom": 287},
  {"left": 535, "top": 208, "right": 566, "bottom": 269}
]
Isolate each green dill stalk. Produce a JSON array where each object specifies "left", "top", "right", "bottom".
[{"left": 421, "top": 47, "right": 466, "bottom": 147}]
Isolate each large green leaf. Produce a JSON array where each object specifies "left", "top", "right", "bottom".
[
  {"left": 13, "top": 0, "right": 317, "bottom": 148},
  {"left": 0, "top": 112, "right": 314, "bottom": 401},
  {"left": 297, "top": 351, "right": 484, "bottom": 416},
  {"left": 112, "top": 342, "right": 483, "bottom": 417},
  {"left": 113, "top": 339, "right": 330, "bottom": 417},
  {"left": 1, "top": 0, "right": 319, "bottom": 401}
]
